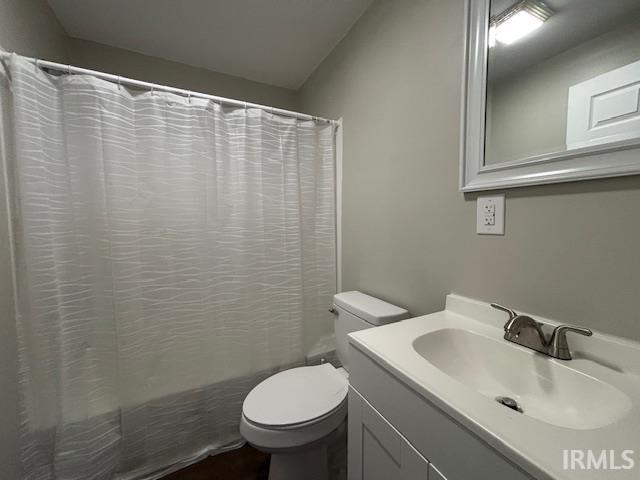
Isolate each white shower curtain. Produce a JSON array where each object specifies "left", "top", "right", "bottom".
[{"left": 1, "top": 55, "right": 336, "bottom": 480}]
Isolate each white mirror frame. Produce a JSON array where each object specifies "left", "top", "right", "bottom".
[{"left": 459, "top": 0, "right": 640, "bottom": 192}]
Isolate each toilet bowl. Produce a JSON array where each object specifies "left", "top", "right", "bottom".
[{"left": 240, "top": 291, "right": 409, "bottom": 480}]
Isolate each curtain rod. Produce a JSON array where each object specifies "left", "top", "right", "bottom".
[{"left": 0, "top": 52, "right": 339, "bottom": 126}]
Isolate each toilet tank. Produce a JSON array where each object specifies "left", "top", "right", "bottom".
[{"left": 333, "top": 291, "right": 409, "bottom": 372}]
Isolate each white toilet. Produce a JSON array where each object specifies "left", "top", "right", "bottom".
[{"left": 240, "top": 291, "right": 409, "bottom": 480}]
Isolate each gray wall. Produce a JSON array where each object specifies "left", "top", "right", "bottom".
[
  {"left": 0, "top": 0, "right": 69, "bottom": 62},
  {"left": 67, "top": 38, "right": 298, "bottom": 110},
  {"left": 486, "top": 15, "right": 640, "bottom": 164},
  {"left": 0, "top": 2, "right": 298, "bottom": 111},
  {"left": 300, "top": 0, "right": 640, "bottom": 341}
]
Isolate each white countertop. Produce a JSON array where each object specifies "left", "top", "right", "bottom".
[{"left": 349, "top": 294, "right": 640, "bottom": 480}]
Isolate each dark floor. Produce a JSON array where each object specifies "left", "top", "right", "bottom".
[{"left": 163, "top": 445, "right": 270, "bottom": 480}]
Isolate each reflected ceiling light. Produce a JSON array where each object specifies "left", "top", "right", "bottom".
[{"left": 488, "top": 0, "right": 553, "bottom": 48}]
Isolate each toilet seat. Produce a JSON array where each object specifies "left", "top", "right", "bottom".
[
  {"left": 243, "top": 363, "right": 348, "bottom": 428},
  {"left": 240, "top": 364, "right": 348, "bottom": 450}
]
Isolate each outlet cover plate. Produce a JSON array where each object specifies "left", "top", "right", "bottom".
[{"left": 477, "top": 194, "right": 505, "bottom": 235}]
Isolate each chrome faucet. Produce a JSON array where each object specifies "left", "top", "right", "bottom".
[{"left": 490, "top": 303, "right": 592, "bottom": 360}]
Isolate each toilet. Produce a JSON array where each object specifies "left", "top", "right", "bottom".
[{"left": 240, "top": 291, "right": 409, "bottom": 480}]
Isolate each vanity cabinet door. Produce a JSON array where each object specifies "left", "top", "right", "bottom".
[{"left": 348, "top": 387, "right": 429, "bottom": 480}]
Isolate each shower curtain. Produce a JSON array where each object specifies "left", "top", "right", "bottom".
[{"left": 0, "top": 54, "right": 336, "bottom": 480}]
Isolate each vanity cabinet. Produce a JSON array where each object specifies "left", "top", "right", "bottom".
[
  {"left": 348, "top": 344, "right": 536, "bottom": 480},
  {"left": 349, "top": 388, "right": 430, "bottom": 480}
]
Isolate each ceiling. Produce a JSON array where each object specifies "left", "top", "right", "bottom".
[
  {"left": 48, "top": 0, "right": 373, "bottom": 90},
  {"left": 488, "top": 0, "right": 640, "bottom": 81}
]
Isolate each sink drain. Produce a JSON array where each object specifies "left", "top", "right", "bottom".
[{"left": 496, "top": 396, "right": 523, "bottom": 413}]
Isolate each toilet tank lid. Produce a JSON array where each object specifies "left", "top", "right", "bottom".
[{"left": 333, "top": 291, "right": 409, "bottom": 326}]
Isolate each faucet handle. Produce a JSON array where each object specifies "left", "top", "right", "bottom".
[
  {"left": 554, "top": 325, "right": 593, "bottom": 337},
  {"left": 490, "top": 303, "right": 517, "bottom": 319},
  {"left": 490, "top": 303, "right": 518, "bottom": 331},
  {"left": 548, "top": 325, "right": 593, "bottom": 360}
]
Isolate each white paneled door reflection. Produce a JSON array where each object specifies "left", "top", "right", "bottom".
[{"left": 567, "top": 59, "right": 640, "bottom": 150}]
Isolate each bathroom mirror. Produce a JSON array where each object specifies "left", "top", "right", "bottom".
[{"left": 460, "top": 0, "right": 640, "bottom": 191}]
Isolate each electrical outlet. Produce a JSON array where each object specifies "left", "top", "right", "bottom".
[
  {"left": 483, "top": 215, "right": 495, "bottom": 226},
  {"left": 477, "top": 195, "right": 505, "bottom": 235}
]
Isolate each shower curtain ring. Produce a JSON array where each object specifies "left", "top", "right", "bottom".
[
  {"left": 67, "top": 64, "right": 72, "bottom": 75},
  {"left": 117, "top": 76, "right": 122, "bottom": 90}
]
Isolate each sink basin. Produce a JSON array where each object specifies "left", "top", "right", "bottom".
[
  {"left": 350, "top": 295, "right": 640, "bottom": 480},
  {"left": 412, "top": 328, "right": 631, "bottom": 430}
]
